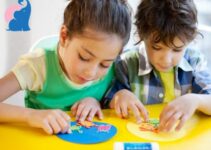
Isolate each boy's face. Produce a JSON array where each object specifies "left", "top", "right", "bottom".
[
  {"left": 144, "top": 36, "right": 188, "bottom": 72},
  {"left": 59, "top": 27, "right": 123, "bottom": 84}
]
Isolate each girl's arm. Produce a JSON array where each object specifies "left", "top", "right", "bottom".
[
  {"left": 0, "top": 72, "right": 21, "bottom": 102},
  {"left": 0, "top": 72, "right": 70, "bottom": 134},
  {"left": 0, "top": 72, "right": 30, "bottom": 122}
]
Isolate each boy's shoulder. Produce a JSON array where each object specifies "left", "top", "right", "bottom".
[
  {"left": 184, "top": 48, "right": 202, "bottom": 60},
  {"left": 180, "top": 47, "right": 207, "bottom": 71},
  {"left": 121, "top": 46, "right": 140, "bottom": 60}
]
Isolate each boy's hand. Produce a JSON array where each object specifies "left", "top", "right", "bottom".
[
  {"left": 26, "top": 109, "right": 70, "bottom": 135},
  {"left": 71, "top": 97, "right": 103, "bottom": 122},
  {"left": 159, "top": 94, "right": 199, "bottom": 132},
  {"left": 110, "top": 89, "right": 149, "bottom": 124}
]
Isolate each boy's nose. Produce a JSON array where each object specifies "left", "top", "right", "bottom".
[{"left": 162, "top": 52, "right": 172, "bottom": 64}]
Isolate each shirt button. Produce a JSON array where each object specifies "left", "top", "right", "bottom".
[{"left": 159, "top": 93, "right": 164, "bottom": 98}]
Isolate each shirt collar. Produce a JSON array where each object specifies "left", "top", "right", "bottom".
[
  {"left": 137, "top": 43, "right": 193, "bottom": 76},
  {"left": 177, "top": 55, "right": 193, "bottom": 72},
  {"left": 138, "top": 43, "right": 153, "bottom": 76}
]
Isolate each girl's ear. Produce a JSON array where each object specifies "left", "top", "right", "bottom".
[{"left": 59, "top": 25, "right": 69, "bottom": 47}]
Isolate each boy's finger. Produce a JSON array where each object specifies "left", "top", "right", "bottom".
[
  {"left": 115, "top": 104, "right": 121, "bottom": 117},
  {"left": 130, "top": 104, "right": 142, "bottom": 124},
  {"left": 159, "top": 108, "right": 175, "bottom": 130},
  {"left": 136, "top": 102, "right": 149, "bottom": 122},
  {"left": 165, "top": 112, "right": 182, "bottom": 132},
  {"left": 176, "top": 114, "right": 189, "bottom": 131},
  {"left": 120, "top": 104, "right": 128, "bottom": 118}
]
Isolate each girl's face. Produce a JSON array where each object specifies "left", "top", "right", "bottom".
[
  {"left": 59, "top": 26, "right": 123, "bottom": 84},
  {"left": 144, "top": 36, "right": 188, "bottom": 72}
]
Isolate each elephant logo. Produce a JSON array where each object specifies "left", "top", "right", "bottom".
[{"left": 5, "top": 0, "right": 31, "bottom": 31}]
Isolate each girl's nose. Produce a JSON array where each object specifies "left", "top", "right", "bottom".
[{"left": 84, "top": 65, "right": 98, "bottom": 80}]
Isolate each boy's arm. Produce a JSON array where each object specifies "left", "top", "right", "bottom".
[
  {"left": 194, "top": 94, "right": 211, "bottom": 115},
  {"left": 191, "top": 49, "right": 211, "bottom": 113},
  {"left": 159, "top": 50, "right": 211, "bottom": 131},
  {"left": 101, "top": 58, "right": 130, "bottom": 108},
  {"left": 187, "top": 48, "right": 211, "bottom": 94}
]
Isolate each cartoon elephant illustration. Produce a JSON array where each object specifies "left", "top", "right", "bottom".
[{"left": 8, "top": 0, "right": 31, "bottom": 31}]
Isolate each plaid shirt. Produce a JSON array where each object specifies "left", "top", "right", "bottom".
[{"left": 101, "top": 44, "right": 211, "bottom": 108}]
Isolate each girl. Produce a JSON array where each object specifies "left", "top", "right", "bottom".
[{"left": 0, "top": 0, "right": 131, "bottom": 134}]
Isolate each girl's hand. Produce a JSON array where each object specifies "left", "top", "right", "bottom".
[
  {"left": 71, "top": 97, "right": 103, "bottom": 122},
  {"left": 159, "top": 94, "right": 199, "bottom": 132},
  {"left": 26, "top": 109, "right": 70, "bottom": 135},
  {"left": 110, "top": 89, "right": 149, "bottom": 124}
]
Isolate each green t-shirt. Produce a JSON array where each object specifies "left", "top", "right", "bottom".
[{"left": 25, "top": 41, "right": 114, "bottom": 111}]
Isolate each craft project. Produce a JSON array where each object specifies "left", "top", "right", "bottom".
[
  {"left": 57, "top": 121, "right": 117, "bottom": 144},
  {"left": 127, "top": 118, "right": 198, "bottom": 142}
]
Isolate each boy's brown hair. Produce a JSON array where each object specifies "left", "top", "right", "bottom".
[
  {"left": 135, "top": 0, "right": 198, "bottom": 47},
  {"left": 63, "top": 0, "right": 131, "bottom": 46}
]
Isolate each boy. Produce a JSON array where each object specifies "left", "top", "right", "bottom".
[{"left": 103, "top": 0, "right": 211, "bottom": 132}]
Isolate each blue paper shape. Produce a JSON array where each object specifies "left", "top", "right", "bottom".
[{"left": 57, "top": 122, "right": 117, "bottom": 144}]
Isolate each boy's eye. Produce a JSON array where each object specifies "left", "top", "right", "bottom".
[
  {"left": 152, "top": 45, "right": 161, "bottom": 50},
  {"left": 79, "top": 53, "right": 90, "bottom": 61},
  {"left": 173, "top": 49, "right": 182, "bottom": 52}
]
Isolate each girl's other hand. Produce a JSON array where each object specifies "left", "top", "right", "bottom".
[{"left": 71, "top": 97, "right": 103, "bottom": 122}]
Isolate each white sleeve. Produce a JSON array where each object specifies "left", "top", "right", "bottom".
[{"left": 12, "top": 48, "right": 46, "bottom": 91}]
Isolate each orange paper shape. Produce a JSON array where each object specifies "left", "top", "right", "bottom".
[{"left": 77, "top": 120, "right": 96, "bottom": 128}]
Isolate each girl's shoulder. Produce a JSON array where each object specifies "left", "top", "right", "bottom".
[
  {"left": 29, "top": 35, "right": 59, "bottom": 52},
  {"left": 19, "top": 48, "right": 46, "bottom": 63}
]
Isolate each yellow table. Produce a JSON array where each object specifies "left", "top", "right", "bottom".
[{"left": 1, "top": 104, "right": 211, "bottom": 150}]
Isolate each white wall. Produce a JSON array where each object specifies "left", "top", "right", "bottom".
[
  {"left": 1, "top": 0, "right": 211, "bottom": 106},
  {"left": 1, "top": 0, "right": 68, "bottom": 106}
]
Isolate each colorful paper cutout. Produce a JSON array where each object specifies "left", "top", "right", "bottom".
[
  {"left": 127, "top": 118, "right": 189, "bottom": 141},
  {"left": 57, "top": 121, "right": 117, "bottom": 144},
  {"left": 139, "top": 118, "right": 159, "bottom": 133},
  {"left": 77, "top": 120, "right": 96, "bottom": 128},
  {"left": 70, "top": 125, "right": 83, "bottom": 133},
  {"left": 97, "top": 125, "right": 111, "bottom": 133}
]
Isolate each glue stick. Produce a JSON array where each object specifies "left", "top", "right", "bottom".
[{"left": 114, "top": 142, "right": 159, "bottom": 150}]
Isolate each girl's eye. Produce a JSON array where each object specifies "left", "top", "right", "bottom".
[
  {"left": 78, "top": 53, "right": 90, "bottom": 61},
  {"left": 100, "top": 64, "right": 110, "bottom": 69}
]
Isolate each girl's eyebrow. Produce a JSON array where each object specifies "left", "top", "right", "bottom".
[
  {"left": 81, "top": 46, "right": 96, "bottom": 57},
  {"left": 81, "top": 46, "right": 115, "bottom": 61}
]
